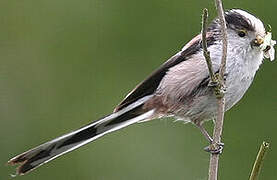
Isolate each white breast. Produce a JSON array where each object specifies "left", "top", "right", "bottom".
[{"left": 224, "top": 42, "right": 264, "bottom": 110}]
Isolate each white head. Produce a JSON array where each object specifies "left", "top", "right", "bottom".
[
  {"left": 208, "top": 9, "right": 275, "bottom": 62},
  {"left": 223, "top": 9, "right": 265, "bottom": 49},
  {"left": 230, "top": 9, "right": 265, "bottom": 36}
]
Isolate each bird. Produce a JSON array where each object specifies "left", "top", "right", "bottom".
[{"left": 7, "top": 9, "right": 276, "bottom": 176}]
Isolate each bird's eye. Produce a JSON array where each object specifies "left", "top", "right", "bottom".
[{"left": 238, "top": 30, "right": 247, "bottom": 37}]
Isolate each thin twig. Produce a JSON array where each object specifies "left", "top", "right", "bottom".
[
  {"left": 201, "top": 1, "right": 227, "bottom": 180},
  {"left": 208, "top": 0, "right": 228, "bottom": 179},
  {"left": 249, "top": 142, "right": 270, "bottom": 180},
  {"left": 201, "top": 8, "right": 217, "bottom": 84},
  {"left": 215, "top": 1, "right": 228, "bottom": 80}
]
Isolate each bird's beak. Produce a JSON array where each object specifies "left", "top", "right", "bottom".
[{"left": 251, "top": 35, "right": 264, "bottom": 47}]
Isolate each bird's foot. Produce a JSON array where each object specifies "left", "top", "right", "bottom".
[
  {"left": 208, "top": 81, "right": 219, "bottom": 87},
  {"left": 204, "top": 142, "right": 224, "bottom": 154}
]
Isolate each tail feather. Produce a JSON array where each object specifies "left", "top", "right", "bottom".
[{"left": 8, "top": 96, "right": 155, "bottom": 175}]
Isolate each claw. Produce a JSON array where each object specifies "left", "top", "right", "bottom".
[
  {"left": 208, "top": 81, "right": 219, "bottom": 87},
  {"left": 204, "top": 142, "right": 224, "bottom": 154},
  {"left": 223, "top": 73, "right": 228, "bottom": 81}
]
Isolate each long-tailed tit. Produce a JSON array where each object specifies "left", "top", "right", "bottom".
[{"left": 8, "top": 9, "right": 276, "bottom": 175}]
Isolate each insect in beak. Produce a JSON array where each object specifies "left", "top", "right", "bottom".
[
  {"left": 259, "top": 32, "right": 276, "bottom": 61},
  {"left": 251, "top": 35, "right": 264, "bottom": 47}
]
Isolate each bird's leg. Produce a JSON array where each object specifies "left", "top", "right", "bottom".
[
  {"left": 196, "top": 123, "right": 213, "bottom": 143},
  {"left": 196, "top": 123, "right": 224, "bottom": 154}
]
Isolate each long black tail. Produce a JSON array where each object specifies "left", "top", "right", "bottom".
[{"left": 8, "top": 96, "right": 155, "bottom": 176}]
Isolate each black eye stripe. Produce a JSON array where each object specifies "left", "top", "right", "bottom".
[{"left": 225, "top": 11, "right": 255, "bottom": 32}]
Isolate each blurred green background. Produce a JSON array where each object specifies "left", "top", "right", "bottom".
[{"left": 1, "top": 0, "right": 276, "bottom": 179}]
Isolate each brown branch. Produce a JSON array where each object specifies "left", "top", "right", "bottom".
[
  {"left": 201, "top": 1, "right": 227, "bottom": 180},
  {"left": 208, "top": 0, "right": 227, "bottom": 179},
  {"left": 201, "top": 8, "right": 217, "bottom": 84},
  {"left": 249, "top": 142, "right": 270, "bottom": 180}
]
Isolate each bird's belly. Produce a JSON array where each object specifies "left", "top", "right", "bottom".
[{"left": 176, "top": 66, "right": 255, "bottom": 123}]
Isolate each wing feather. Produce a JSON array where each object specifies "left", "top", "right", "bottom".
[{"left": 114, "top": 34, "right": 216, "bottom": 112}]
